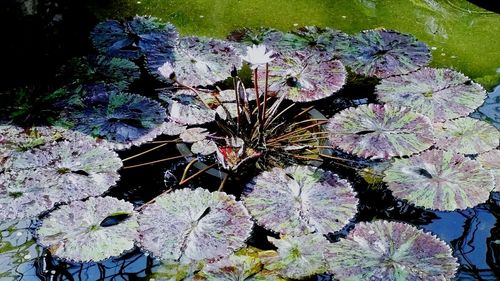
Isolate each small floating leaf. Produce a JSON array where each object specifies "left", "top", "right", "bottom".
[
  {"left": 383, "top": 149, "right": 494, "bottom": 210},
  {"left": 279, "top": 26, "right": 350, "bottom": 56},
  {"left": 137, "top": 188, "right": 253, "bottom": 262},
  {"left": 243, "top": 165, "right": 358, "bottom": 236},
  {"left": 36, "top": 197, "right": 138, "bottom": 262},
  {"left": 477, "top": 150, "right": 500, "bottom": 192},
  {"left": 160, "top": 92, "right": 216, "bottom": 126},
  {"left": 340, "top": 29, "right": 431, "bottom": 78},
  {"left": 376, "top": 68, "right": 487, "bottom": 122},
  {"left": 325, "top": 221, "right": 458, "bottom": 281},
  {"left": 433, "top": 117, "right": 500, "bottom": 155},
  {"left": 327, "top": 104, "right": 435, "bottom": 159},
  {"left": 191, "top": 139, "right": 218, "bottom": 156},
  {"left": 180, "top": 127, "right": 210, "bottom": 143}
]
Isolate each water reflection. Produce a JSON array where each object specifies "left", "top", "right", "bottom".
[{"left": 472, "top": 85, "right": 500, "bottom": 129}]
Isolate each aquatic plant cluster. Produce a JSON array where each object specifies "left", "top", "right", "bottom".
[{"left": 1, "top": 15, "right": 499, "bottom": 280}]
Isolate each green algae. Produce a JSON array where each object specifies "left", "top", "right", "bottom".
[{"left": 88, "top": 0, "right": 500, "bottom": 89}]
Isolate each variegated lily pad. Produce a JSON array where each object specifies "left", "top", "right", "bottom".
[
  {"left": 57, "top": 92, "right": 167, "bottom": 150},
  {"left": 0, "top": 140, "right": 122, "bottom": 220},
  {"left": 376, "top": 68, "right": 487, "bottom": 122},
  {"left": 160, "top": 92, "right": 216, "bottom": 126},
  {"left": 158, "top": 37, "right": 241, "bottom": 86},
  {"left": 258, "top": 50, "right": 346, "bottom": 102},
  {"left": 226, "top": 27, "right": 285, "bottom": 51},
  {"left": 261, "top": 234, "right": 329, "bottom": 279},
  {"left": 279, "top": 26, "right": 350, "bottom": 56},
  {"left": 327, "top": 104, "right": 435, "bottom": 159},
  {"left": 383, "top": 149, "right": 494, "bottom": 210},
  {"left": 37, "top": 197, "right": 138, "bottom": 262},
  {"left": 340, "top": 29, "right": 431, "bottom": 78},
  {"left": 243, "top": 165, "right": 358, "bottom": 236},
  {"left": 325, "top": 221, "right": 458, "bottom": 280},
  {"left": 433, "top": 117, "right": 500, "bottom": 155},
  {"left": 191, "top": 139, "right": 218, "bottom": 156},
  {"left": 137, "top": 188, "right": 253, "bottom": 262},
  {"left": 477, "top": 150, "right": 500, "bottom": 192}
]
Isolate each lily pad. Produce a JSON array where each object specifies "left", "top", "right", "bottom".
[
  {"left": 160, "top": 92, "right": 216, "bottom": 126},
  {"left": 376, "top": 68, "right": 487, "bottom": 122},
  {"left": 180, "top": 127, "right": 210, "bottom": 143},
  {"left": 259, "top": 50, "right": 347, "bottom": 102},
  {"left": 327, "top": 104, "right": 435, "bottom": 159},
  {"left": 0, "top": 140, "right": 122, "bottom": 220},
  {"left": 158, "top": 36, "right": 242, "bottom": 86},
  {"left": 340, "top": 29, "right": 431, "bottom": 78},
  {"left": 226, "top": 27, "right": 285, "bottom": 51},
  {"left": 280, "top": 26, "right": 350, "bottom": 56},
  {"left": 325, "top": 221, "right": 458, "bottom": 281},
  {"left": 191, "top": 139, "right": 218, "bottom": 156},
  {"left": 137, "top": 188, "right": 253, "bottom": 262},
  {"left": 433, "top": 117, "right": 500, "bottom": 155},
  {"left": 477, "top": 150, "right": 500, "bottom": 192},
  {"left": 243, "top": 165, "right": 358, "bottom": 236},
  {"left": 383, "top": 149, "right": 494, "bottom": 210},
  {"left": 261, "top": 234, "right": 329, "bottom": 279},
  {"left": 36, "top": 196, "right": 138, "bottom": 262},
  {"left": 57, "top": 92, "right": 167, "bottom": 150}
]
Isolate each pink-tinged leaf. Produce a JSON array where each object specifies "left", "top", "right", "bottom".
[
  {"left": 327, "top": 104, "right": 435, "bottom": 159},
  {"left": 376, "top": 68, "right": 487, "bottom": 122},
  {"left": 258, "top": 50, "right": 347, "bottom": 102},
  {"left": 477, "top": 150, "right": 500, "bottom": 192},
  {"left": 340, "top": 29, "right": 431, "bottom": 78},
  {"left": 262, "top": 234, "right": 329, "bottom": 279},
  {"left": 433, "top": 117, "right": 500, "bottom": 155},
  {"left": 325, "top": 221, "right": 458, "bottom": 281},
  {"left": 36, "top": 197, "right": 138, "bottom": 262},
  {"left": 137, "top": 188, "right": 253, "bottom": 262},
  {"left": 383, "top": 149, "right": 494, "bottom": 210},
  {"left": 216, "top": 146, "right": 261, "bottom": 171},
  {"left": 243, "top": 165, "right": 358, "bottom": 236}
]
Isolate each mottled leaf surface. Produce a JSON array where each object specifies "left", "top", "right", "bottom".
[
  {"left": 325, "top": 221, "right": 458, "bottom": 281},
  {"left": 340, "top": 29, "right": 431, "bottom": 78},
  {"left": 137, "top": 188, "right": 253, "bottom": 262},
  {"left": 384, "top": 149, "right": 494, "bottom": 210},
  {"left": 327, "top": 104, "right": 435, "bottom": 159},
  {"left": 376, "top": 68, "right": 487, "bottom": 122},
  {"left": 37, "top": 197, "right": 138, "bottom": 262},
  {"left": 477, "top": 150, "right": 500, "bottom": 192},
  {"left": 160, "top": 92, "right": 216, "bottom": 125},
  {"left": 433, "top": 117, "right": 500, "bottom": 155},
  {"left": 243, "top": 165, "right": 358, "bottom": 236}
]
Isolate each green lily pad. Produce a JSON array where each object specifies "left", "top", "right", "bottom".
[{"left": 477, "top": 150, "right": 500, "bottom": 192}]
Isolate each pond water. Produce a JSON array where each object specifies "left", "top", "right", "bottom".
[{"left": 1, "top": 0, "right": 500, "bottom": 280}]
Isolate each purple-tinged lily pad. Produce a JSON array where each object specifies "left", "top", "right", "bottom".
[
  {"left": 158, "top": 37, "right": 242, "bottom": 86},
  {"left": 477, "top": 150, "right": 500, "bottom": 192},
  {"left": 327, "top": 104, "right": 435, "bottom": 159},
  {"left": 137, "top": 188, "right": 253, "bottom": 262},
  {"left": 160, "top": 92, "right": 216, "bottom": 126},
  {"left": 243, "top": 165, "right": 358, "bottom": 236},
  {"left": 161, "top": 120, "right": 188, "bottom": 136},
  {"left": 383, "top": 149, "right": 494, "bottom": 210},
  {"left": 258, "top": 50, "right": 347, "bottom": 102},
  {"left": 37, "top": 197, "right": 138, "bottom": 262},
  {"left": 340, "top": 29, "right": 431, "bottom": 78},
  {"left": 325, "top": 221, "right": 458, "bottom": 280},
  {"left": 191, "top": 139, "right": 218, "bottom": 156},
  {"left": 280, "top": 26, "right": 350, "bottom": 56},
  {"left": 261, "top": 234, "right": 329, "bottom": 279},
  {"left": 433, "top": 117, "right": 500, "bottom": 155},
  {"left": 0, "top": 140, "right": 122, "bottom": 220},
  {"left": 226, "top": 27, "right": 285, "bottom": 51},
  {"left": 180, "top": 127, "right": 210, "bottom": 143},
  {"left": 376, "top": 68, "right": 487, "bottom": 122},
  {"left": 57, "top": 92, "right": 167, "bottom": 150}
]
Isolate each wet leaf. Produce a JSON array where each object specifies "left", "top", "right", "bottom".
[
  {"left": 327, "top": 104, "right": 435, "bottom": 159},
  {"left": 137, "top": 188, "right": 253, "bottom": 262},
  {"left": 279, "top": 26, "right": 350, "bottom": 56},
  {"left": 36, "top": 197, "right": 138, "bottom": 262},
  {"left": 477, "top": 150, "right": 500, "bottom": 192},
  {"left": 191, "top": 139, "right": 218, "bottom": 156},
  {"left": 376, "top": 68, "right": 487, "bottom": 122},
  {"left": 340, "top": 29, "right": 431, "bottom": 78},
  {"left": 243, "top": 165, "right": 358, "bottom": 235},
  {"left": 325, "top": 221, "right": 458, "bottom": 281},
  {"left": 160, "top": 92, "right": 216, "bottom": 126},
  {"left": 433, "top": 117, "right": 500, "bottom": 155},
  {"left": 383, "top": 149, "right": 494, "bottom": 210},
  {"left": 180, "top": 128, "right": 210, "bottom": 143}
]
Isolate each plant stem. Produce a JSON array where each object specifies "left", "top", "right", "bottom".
[
  {"left": 122, "top": 141, "right": 177, "bottom": 162},
  {"left": 262, "top": 63, "right": 269, "bottom": 120},
  {"left": 254, "top": 68, "right": 263, "bottom": 143},
  {"left": 179, "top": 163, "right": 217, "bottom": 185},
  {"left": 123, "top": 155, "right": 185, "bottom": 169}
]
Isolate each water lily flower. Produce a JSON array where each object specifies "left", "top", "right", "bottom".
[{"left": 241, "top": 45, "right": 274, "bottom": 69}]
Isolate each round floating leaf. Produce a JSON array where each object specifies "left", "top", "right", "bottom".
[
  {"left": 162, "top": 120, "right": 188, "bottom": 136},
  {"left": 376, "top": 68, "right": 487, "bottom": 122},
  {"left": 243, "top": 165, "right": 358, "bottom": 236},
  {"left": 327, "top": 104, "right": 435, "bottom": 159},
  {"left": 383, "top": 149, "right": 494, "bottom": 210},
  {"left": 0, "top": 140, "right": 122, "bottom": 220},
  {"left": 57, "top": 92, "right": 167, "bottom": 150},
  {"left": 137, "top": 188, "right": 253, "bottom": 262},
  {"left": 160, "top": 92, "right": 216, "bottom": 126},
  {"left": 191, "top": 139, "right": 218, "bottom": 156},
  {"left": 279, "top": 26, "right": 350, "bottom": 56},
  {"left": 180, "top": 127, "right": 210, "bottom": 143},
  {"left": 258, "top": 50, "right": 347, "bottom": 102},
  {"left": 37, "top": 197, "right": 138, "bottom": 262},
  {"left": 158, "top": 36, "right": 242, "bottom": 86},
  {"left": 226, "top": 27, "right": 285, "bottom": 51},
  {"left": 477, "top": 150, "right": 500, "bottom": 192},
  {"left": 433, "top": 117, "right": 500, "bottom": 155},
  {"left": 325, "top": 221, "right": 458, "bottom": 281},
  {"left": 262, "top": 234, "right": 329, "bottom": 279},
  {"left": 340, "top": 29, "right": 431, "bottom": 78}
]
